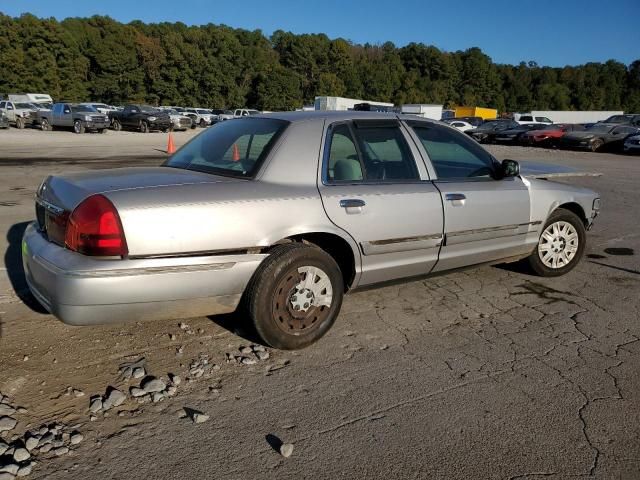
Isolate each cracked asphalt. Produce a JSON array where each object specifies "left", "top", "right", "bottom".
[{"left": 0, "top": 130, "right": 638, "bottom": 479}]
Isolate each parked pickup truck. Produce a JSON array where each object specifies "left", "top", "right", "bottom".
[
  {"left": 109, "top": 105, "right": 172, "bottom": 133},
  {"left": 0, "top": 100, "right": 37, "bottom": 128},
  {"left": 37, "top": 103, "right": 110, "bottom": 133}
]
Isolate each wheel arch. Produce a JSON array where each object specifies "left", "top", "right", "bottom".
[
  {"left": 556, "top": 202, "right": 588, "bottom": 227},
  {"left": 269, "top": 231, "right": 360, "bottom": 291}
]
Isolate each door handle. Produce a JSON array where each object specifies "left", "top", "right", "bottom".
[
  {"left": 445, "top": 193, "right": 466, "bottom": 201},
  {"left": 340, "top": 199, "right": 366, "bottom": 208}
]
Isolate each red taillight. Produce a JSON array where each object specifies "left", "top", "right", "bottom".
[{"left": 65, "top": 195, "right": 128, "bottom": 257}]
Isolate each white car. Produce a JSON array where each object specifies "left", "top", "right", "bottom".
[
  {"left": 184, "top": 108, "right": 217, "bottom": 128},
  {"left": 446, "top": 120, "right": 474, "bottom": 132},
  {"left": 516, "top": 114, "right": 553, "bottom": 125},
  {"left": 79, "top": 103, "right": 118, "bottom": 115},
  {"left": 624, "top": 134, "right": 640, "bottom": 154}
]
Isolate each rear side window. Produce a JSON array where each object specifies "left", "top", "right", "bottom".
[
  {"left": 165, "top": 118, "right": 288, "bottom": 178},
  {"left": 520, "top": 116, "right": 533, "bottom": 122},
  {"left": 411, "top": 124, "right": 496, "bottom": 180},
  {"left": 325, "top": 121, "right": 419, "bottom": 183}
]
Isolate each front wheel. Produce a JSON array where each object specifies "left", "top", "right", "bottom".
[
  {"left": 73, "top": 120, "right": 85, "bottom": 134},
  {"left": 15, "top": 117, "right": 24, "bottom": 129},
  {"left": 590, "top": 138, "right": 603, "bottom": 152},
  {"left": 40, "top": 118, "right": 51, "bottom": 131},
  {"left": 527, "top": 208, "right": 586, "bottom": 277},
  {"left": 244, "top": 244, "right": 344, "bottom": 350},
  {"left": 111, "top": 119, "right": 121, "bottom": 131},
  {"left": 140, "top": 121, "right": 149, "bottom": 133}
]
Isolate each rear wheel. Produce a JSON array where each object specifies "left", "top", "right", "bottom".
[
  {"left": 527, "top": 208, "right": 586, "bottom": 277},
  {"left": 73, "top": 120, "right": 85, "bottom": 134},
  {"left": 244, "top": 244, "right": 344, "bottom": 350}
]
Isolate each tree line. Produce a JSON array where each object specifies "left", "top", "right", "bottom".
[{"left": 1, "top": 13, "right": 638, "bottom": 113}]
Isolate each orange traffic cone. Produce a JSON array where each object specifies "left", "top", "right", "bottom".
[
  {"left": 167, "top": 132, "right": 176, "bottom": 154},
  {"left": 232, "top": 143, "right": 240, "bottom": 161}
]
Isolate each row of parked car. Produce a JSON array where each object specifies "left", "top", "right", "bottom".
[
  {"left": 0, "top": 99, "right": 261, "bottom": 134},
  {"left": 443, "top": 114, "right": 640, "bottom": 154}
]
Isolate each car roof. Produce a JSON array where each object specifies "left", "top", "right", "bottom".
[{"left": 254, "top": 110, "right": 441, "bottom": 125}]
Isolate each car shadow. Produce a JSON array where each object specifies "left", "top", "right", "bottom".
[
  {"left": 4, "top": 222, "right": 48, "bottom": 317},
  {"left": 493, "top": 259, "right": 535, "bottom": 275},
  {"left": 206, "top": 310, "right": 263, "bottom": 346}
]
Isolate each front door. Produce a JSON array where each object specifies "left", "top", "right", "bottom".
[
  {"left": 318, "top": 120, "right": 444, "bottom": 286},
  {"left": 408, "top": 122, "right": 533, "bottom": 271}
]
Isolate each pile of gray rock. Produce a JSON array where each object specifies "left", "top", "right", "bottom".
[
  {"left": 1, "top": 391, "right": 84, "bottom": 479},
  {"left": 130, "top": 375, "right": 178, "bottom": 404},
  {"left": 187, "top": 354, "right": 220, "bottom": 381},
  {"left": 226, "top": 345, "right": 270, "bottom": 366}
]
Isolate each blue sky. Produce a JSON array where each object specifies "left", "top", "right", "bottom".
[{"left": 1, "top": 0, "right": 638, "bottom": 67}]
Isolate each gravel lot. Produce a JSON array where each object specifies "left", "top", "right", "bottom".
[{"left": 0, "top": 128, "right": 638, "bottom": 479}]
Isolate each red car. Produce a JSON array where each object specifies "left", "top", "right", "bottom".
[{"left": 521, "top": 123, "right": 586, "bottom": 147}]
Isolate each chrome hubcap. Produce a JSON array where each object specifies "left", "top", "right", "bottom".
[
  {"left": 289, "top": 266, "right": 332, "bottom": 313},
  {"left": 538, "top": 221, "right": 579, "bottom": 269}
]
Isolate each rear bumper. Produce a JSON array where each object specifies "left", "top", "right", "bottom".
[{"left": 22, "top": 222, "right": 266, "bottom": 325}]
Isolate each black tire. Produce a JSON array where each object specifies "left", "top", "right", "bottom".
[
  {"left": 99, "top": 128, "right": 107, "bottom": 134},
  {"left": 15, "top": 117, "right": 24, "bottom": 129},
  {"left": 244, "top": 243, "right": 344, "bottom": 350},
  {"left": 112, "top": 119, "right": 122, "bottom": 131},
  {"left": 590, "top": 138, "right": 603, "bottom": 152},
  {"left": 527, "top": 208, "right": 586, "bottom": 277},
  {"left": 73, "top": 120, "right": 85, "bottom": 134},
  {"left": 40, "top": 118, "right": 51, "bottom": 131},
  {"left": 199, "top": 119, "right": 206, "bottom": 128},
  {"left": 140, "top": 121, "right": 148, "bottom": 133}
]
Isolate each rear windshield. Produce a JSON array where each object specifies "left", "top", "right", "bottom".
[
  {"left": 164, "top": 118, "right": 288, "bottom": 178},
  {"left": 587, "top": 124, "right": 615, "bottom": 133}
]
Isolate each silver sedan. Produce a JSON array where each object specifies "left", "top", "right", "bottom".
[{"left": 22, "top": 112, "right": 600, "bottom": 349}]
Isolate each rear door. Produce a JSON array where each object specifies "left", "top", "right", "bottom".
[
  {"left": 407, "top": 122, "right": 534, "bottom": 271},
  {"left": 318, "top": 119, "right": 444, "bottom": 286}
]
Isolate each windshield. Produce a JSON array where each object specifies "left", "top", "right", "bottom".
[
  {"left": 137, "top": 105, "right": 158, "bottom": 113},
  {"left": 248, "top": 110, "right": 261, "bottom": 115},
  {"left": 15, "top": 103, "right": 34, "bottom": 109},
  {"left": 165, "top": 118, "right": 288, "bottom": 178},
  {"left": 605, "top": 115, "right": 629, "bottom": 123},
  {"left": 196, "top": 109, "right": 209, "bottom": 114},
  {"left": 587, "top": 124, "right": 615, "bottom": 133},
  {"left": 72, "top": 105, "right": 97, "bottom": 112}
]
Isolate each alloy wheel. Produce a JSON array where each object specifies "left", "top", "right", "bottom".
[{"left": 537, "top": 221, "right": 579, "bottom": 269}]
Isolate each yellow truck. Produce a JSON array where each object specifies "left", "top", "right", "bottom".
[{"left": 454, "top": 106, "right": 498, "bottom": 120}]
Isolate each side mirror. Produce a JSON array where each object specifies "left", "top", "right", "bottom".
[{"left": 501, "top": 159, "right": 520, "bottom": 178}]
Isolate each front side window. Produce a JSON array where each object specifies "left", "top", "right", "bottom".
[
  {"left": 165, "top": 118, "right": 288, "bottom": 178},
  {"left": 325, "top": 121, "right": 420, "bottom": 183},
  {"left": 411, "top": 123, "right": 496, "bottom": 180}
]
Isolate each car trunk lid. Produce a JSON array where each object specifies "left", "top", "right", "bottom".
[{"left": 35, "top": 166, "right": 241, "bottom": 248}]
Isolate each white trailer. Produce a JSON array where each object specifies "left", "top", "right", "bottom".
[
  {"left": 518, "top": 111, "right": 624, "bottom": 124},
  {"left": 401, "top": 104, "right": 443, "bottom": 120},
  {"left": 314, "top": 96, "right": 393, "bottom": 111},
  {"left": 8, "top": 93, "right": 53, "bottom": 108}
]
